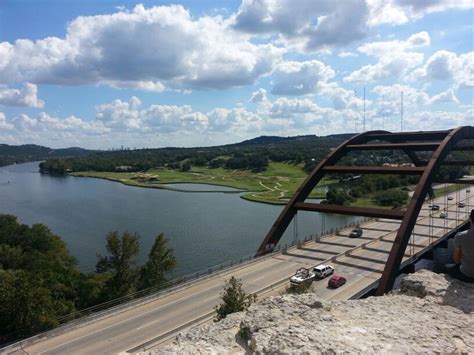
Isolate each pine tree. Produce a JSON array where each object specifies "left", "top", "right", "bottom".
[
  {"left": 215, "top": 276, "right": 256, "bottom": 321},
  {"left": 139, "top": 233, "right": 176, "bottom": 290}
]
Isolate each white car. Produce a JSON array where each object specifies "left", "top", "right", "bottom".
[
  {"left": 290, "top": 267, "right": 315, "bottom": 286},
  {"left": 439, "top": 212, "right": 448, "bottom": 218},
  {"left": 313, "top": 264, "right": 335, "bottom": 279},
  {"left": 447, "top": 196, "right": 453, "bottom": 201}
]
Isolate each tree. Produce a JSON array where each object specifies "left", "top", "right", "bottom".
[
  {"left": 325, "top": 188, "right": 352, "bottom": 205},
  {"left": 180, "top": 161, "right": 192, "bottom": 172},
  {"left": 0, "top": 270, "right": 59, "bottom": 341},
  {"left": 374, "top": 189, "right": 408, "bottom": 207},
  {"left": 139, "top": 233, "right": 176, "bottom": 290},
  {"left": 96, "top": 231, "right": 140, "bottom": 300},
  {"left": 215, "top": 276, "right": 256, "bottom": 321}
]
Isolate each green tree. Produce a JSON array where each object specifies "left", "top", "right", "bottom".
[
  {"left": 139, "top": 233, "right": 176, "bottom": 290},
  {"left": 325, "top": 188, "right": 352, "bottom": 205},
  {"left": 180, "top": 161, "right": 192, "bottom": 172},
  {"left": 374, "top": 189, "right": 408, "bottom": 207},
  {"left": 215, "top": 276, "right": 256, "bottom": 321},
  {"left": 0, "top": 270, "right": 59, "bottom": 341},
  {"left": 0, "top": 215, "right": 81, "bottom": 342},
  {"left": 96, "top": 231, "right": 140, "bottom": 300}
]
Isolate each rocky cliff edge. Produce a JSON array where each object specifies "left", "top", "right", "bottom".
[{"left": 149, "top": 270, "right": 473, "bottom": 354}]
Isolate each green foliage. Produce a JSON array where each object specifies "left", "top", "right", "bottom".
[
  {"left": 0, "top": 143, "right": 92, "bottom": 168},
  {"left": 0, "top": 215, "right": 80, "bottom": 342},
  {"left": 325, "top": 188, "right": 353, "bottom": 205},
  {"left": 96, "top": 231, "right": 140, "bottom": 300},
  {"left": 39, "top": 134, "right": 349, "bottom": 175},
  {"left": 0, "top": 270, "right": 60, "bottom": 338},
  {"left": 0, "top": 215, "right": 177, "bottom": 344},
  {"left": 139, "top": 233, "right": 176, "bottom": 290},
  {"left": 215, "top": 276, "right": 256, "bottom": 321},
  {"left": 374, "top": 188, "right": 408, "bottom": 207},
  {"left": 180, "top": 161, "right": 192, "bottom": 172}
]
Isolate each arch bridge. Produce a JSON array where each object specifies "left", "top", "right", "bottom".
[{"left": 256, "top": 126, "right": 474, "bottom": 295}]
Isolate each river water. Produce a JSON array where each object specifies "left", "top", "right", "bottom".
[{"left": 0, "top": 162, "right": 361, "bottom": 277}]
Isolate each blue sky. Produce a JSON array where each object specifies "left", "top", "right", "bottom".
[{"left": 0, "top": 0, "right": 472, "bottom": 148}]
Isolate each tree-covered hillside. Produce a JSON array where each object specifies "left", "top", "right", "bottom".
[
  {"left": 0, "top": 144, "right": 93, "bottom": 167},
  {"left": 39, "top": 134, "right": 352, "bottom": 175}
]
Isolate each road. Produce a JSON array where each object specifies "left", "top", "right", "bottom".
[{"left": 7, "top": 187, "right": 472, "bottom": 355}]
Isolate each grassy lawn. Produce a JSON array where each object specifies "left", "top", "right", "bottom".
[
  {"left": 432, "top": 183, "right": 470, "bottom": 199},
  {"left": 71, "top": 164, "right": 463, "bottom": 208},
  {"left": 71, "top": 162, "right": 338, "bottom": 205},
  {"left": 348, "top": 195, "right": 398, "bottom": 209}
]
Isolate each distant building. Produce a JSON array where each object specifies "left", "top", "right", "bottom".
[{"left": 115, "top": 165, "right": 133, "bottom": 171}]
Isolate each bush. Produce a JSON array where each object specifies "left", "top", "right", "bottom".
[
  {"left": 215, "top": 276, "right": 256, "bottom": 321},
  {"left": 374, "top": 189, "right": 408, "bottom": 207}
]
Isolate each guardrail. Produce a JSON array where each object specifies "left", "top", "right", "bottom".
[{"left": 0, "top": 215, "right": 381, "bottom": 354}]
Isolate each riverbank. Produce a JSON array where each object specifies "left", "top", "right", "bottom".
[{"left": 71, "top": 163, "right": 335, "bottom": 205}]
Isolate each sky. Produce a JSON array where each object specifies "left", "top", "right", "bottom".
[{"left": 0, "top": 0, "right": 472, "bottom": 149}]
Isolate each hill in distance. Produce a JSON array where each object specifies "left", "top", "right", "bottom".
[{"left": 0, "top": 144, "right": 95, "bottom": 167}]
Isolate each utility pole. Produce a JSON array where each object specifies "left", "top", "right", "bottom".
[
  {"left": 401, "top": 91, "right": 404, "bottom": 132},
  {"left": 363, "top": 87, "right": 366, "bottom": 132},
  {"left": 354, "top": 89, "right": 358, "bottom": 132},
  {"left": 382, "top": 94, "right": 385, "bottom": 130}
]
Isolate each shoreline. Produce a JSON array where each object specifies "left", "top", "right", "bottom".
[{"left": 69, "top": 172, "right": 290, "bottom": 205}]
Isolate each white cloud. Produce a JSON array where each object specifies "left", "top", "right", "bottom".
[
  {"left": 357, "top": 31, "right": 430, "bottom": 56},
  {"left": 271, "top": 60, "right": 335, "bottom": 95},
  {"left": 318, "top": 82, "right": 366, "bottom": 110},
  {"left": 338, "top": 51, "right": 358, "bottom": 58},
  {"left": 95, "top": 97, "right": 210, "bottom": 133},
  {"left": 408, "top": 50, "right": 474, "bottom": 88},
  {"left": 371, "top": 84, "right": 460, "bottom": 122},
  {"left": 0, "top": 83, "right": 44, "bottom": 108},
  {"left": 0, "top": 112, "right": 14, "bottom": 130},
  {"left": 0, "top": 4, "right": 283, "bottom": 91},
  {"left": 232, "top": 0, "right": 369, "bottom": 52},
  {"left": 368, "top": 0, "right": 474, "bottom": 26},
  {"left": 12, "top": 112, "right": 106, "bottom": 134},
  {"left": 429, "top": 88, "right": 459, "bottom": 105},
  {"left": 250, "top": 88, "right": 268, "bottom": 103},
  {"left": 408, "top": 109, "right": 472, "bottom": 131},
  {"left": 344, "top": 51, "right": 424, "bottom": 83},
  {"left": 344, "top": 32, "right": 429, "bottom": 83}
]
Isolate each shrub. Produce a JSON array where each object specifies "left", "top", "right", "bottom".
[{"left": 215, "top": 276, "right": 256, "bottom": 321}]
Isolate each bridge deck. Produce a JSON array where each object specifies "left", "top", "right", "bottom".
[{"left": 11, "top": 188, "right": 472, "bottom": 355}]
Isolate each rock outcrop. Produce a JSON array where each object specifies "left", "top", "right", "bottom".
[{"left": 150, "top": 270, "right": 474, "bottom": 354}]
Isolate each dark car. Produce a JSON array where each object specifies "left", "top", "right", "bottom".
[
  {"left": 431, "top": 205, "right": 440, "bottom": 211},
  {"left": 328, "top": 275, "right": 346, "bottom": 288},
  {"left": 349, "top": 227, "right": 363, "bottom": 238},
  {"left": 458, "top": 202, "right": 465, "bottom": 208}
]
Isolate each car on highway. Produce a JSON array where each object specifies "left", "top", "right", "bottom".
[
  {"left": 458, "top": 202, "right": 466, "bottom": 208},
  {"left": 328, "top": 275, "right": 346, "bottom": 289},
  {"left": 290, "top": 267, "right": 315, "bottom": 286},
  {"left": 439, "top": 211, "right": 448, "bottom": 218},
  {"left": 349, "top": 227, "right": 363, "bottom": 238},
  {"left": 447, "top": 196, "right": 453, "bottom": 201},
  {"left": 313, "top": 264, "right": 334, "bottom": 279},
  {"left": 431, "top": 205, "right": 440, "bottom": 211}
]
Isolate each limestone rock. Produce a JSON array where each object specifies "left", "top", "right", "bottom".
[{"left": 149, "top": 271, "right": 474, "bottom": 354}]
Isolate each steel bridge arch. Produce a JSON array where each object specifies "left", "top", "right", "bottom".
[{"left": 256, "top": 126, "right": 474, "bottom": 295}]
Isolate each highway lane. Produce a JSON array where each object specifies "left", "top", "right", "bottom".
[{"left": 12, "top": 187, "right": 472, "bottom": 354}]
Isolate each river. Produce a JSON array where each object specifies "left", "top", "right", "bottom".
[{"left": 0, "top": 162, "right": 361, "bottom": 277}]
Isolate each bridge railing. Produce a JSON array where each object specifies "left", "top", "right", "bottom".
[{"left": 2, "top": 215, "right": 373, "bottom": 350}]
